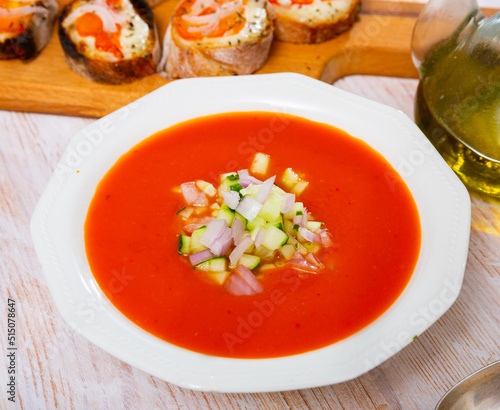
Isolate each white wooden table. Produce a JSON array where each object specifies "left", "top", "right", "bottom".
[{"left": 1, "top": 1, "right": 499, "bottom": 408}]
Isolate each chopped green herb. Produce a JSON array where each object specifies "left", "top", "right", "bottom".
[
  {"left": 412, "top": 335, "right": 418, "bottom": 340},
  {"left": 230, "top": 183, "right": 243, "bottom": 192}
]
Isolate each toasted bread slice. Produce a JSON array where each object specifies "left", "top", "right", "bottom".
[
  {"left": 59, "top": 0, "right": 160, "bottom": 84},
  {"left": 270, "top": 0, "right": 360, "bottom": 44},
  {"left": 158, "top": 0, "right": 274, "bottom": 78},
  {"left": 0, "top": 0, "right": 58, "bottom": 60}
]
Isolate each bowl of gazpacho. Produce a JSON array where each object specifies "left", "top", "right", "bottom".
[{"left": 31, "top": 73, "right": 471, "bottom": 392}]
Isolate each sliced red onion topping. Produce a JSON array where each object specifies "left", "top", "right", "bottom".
[
  {"left": 200, "top": 219, "right": 227, "bottom": 248},
  {"left": 231, "top": 217, "right": 245, "bottom": 246},
  {"left": 254, "top": 227, "right": 266, "bottom": 249},
  {"left": 0, "top": 5, "right": 48, "bottom": 19},
  {"left": 229, "top": 235, "right": 253, "bottom": 266},
  {"left": 299, "top": 227, "right": 321, "bottom": 243},
  {"left": 210, "top": 227, "right": 233, "bottom": 257},
  {"left": 222, "top": 190, "right": 240, "bottom": 210},
  {"left": 236, "top": 195, "right": 262, "bottom": 222},
  {"left": 256, "top": 176, "right": 276, "bottom": 204},
  {"left": 224, "top": 265, "right": 263, "bottom": 295},
  {"left": 189, "top": 249, "right": 214, "bottom": 266},
  {"left": 180, "top": 182, "right": 199, "bottom": 205},
  {"left": 281, "top": 193, "right": 295, "bottom": 214}
]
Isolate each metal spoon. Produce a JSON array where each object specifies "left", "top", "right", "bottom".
[{"left": 436, "top": 360, "right": 500, "bottom": 410}]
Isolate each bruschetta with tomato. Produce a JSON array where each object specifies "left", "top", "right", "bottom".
[
  {"left": 269, "top": 0, "right": 360, "bottom": 44},
  {"left": 59, "top": 0, "right": 160, "bottom": 84},
  {"left": 158, "top": 0, "right": 274, "bottom": 78},
  {"left": 0, "top": 0, "right": 58, "bottom": 60}
]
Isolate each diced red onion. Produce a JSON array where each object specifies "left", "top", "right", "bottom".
[
  {"left": 256, "top": 176, "right": 276, "bottom": 204},
  {"left": 287, "top": 259, "right": 318, "bottom": 271},
  {"left": 184, "top": 223, "right": 204, "bottom": 234},
  {"left": 200, "top": 219, "right": 227, "bottom": 248},
  {"left": 222, "top": 191, "right": 240, "bottom": 210},
  {"left": 293, "top": 215, "right": 304, "bottom": 227},
  {"left": 281, "top": 193, "right": 295, "bottom": 214},
  {"left": 236, "top": 195, "right": 262, "bottom": 222},
  {"left": 293, "top": 251, "right": 304, "bottom": 260},
  {"left": 238, "top": 176, "right": 263, "bottom": 188},
  {"left": 254, "top": 227, "right": 266, "bottom": 248},
  {"left": 192, "top": 190, "right": 208, "bottom": 207},
  {"left": 299, "top": 227, "right": 321, "bottom": 243},
  {"left": 235, "top": 265, "right": 263, "bottom": 293},
  {"left": 237, "top": 169, "right": 249, "bottom": 178},
  {"left": 180, "top": 182, "right": 199, "bottom": 205},
  {"left": 210, "top": 227, "right": 233, "bottom": 257},
  {"left": 224, "top": 265, "right": 263, "bottom": 295},
  {"left": 229, "top": 235, "right": 253, "bottom": 266},
  {"left": 189, "top": 249, "right": 214, "bottom": 265},
  {"left": 231, "top": 217, "right": 245, "bottom": 246},
  {"left": 225, "top": 273, "right": 253, "bottom": 295},
  {"left": 318, "top": 230, "right": 333, "bottom": 246},
  {"left": 302, "top": 211, "right": 308, "bottom": 226},
  {"left": 306, "top": 253, "right": 324, "bottom": 268}
]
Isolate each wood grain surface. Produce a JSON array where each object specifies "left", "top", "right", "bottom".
[
  {"left": 2, "top": 0, "right": 500, "bottom": 408},
  {"left": 1, "top": 73, "right": 500, "bottom": 409},
  {"left": 0, "top": 0, "right": 426, "bottom": 118}
]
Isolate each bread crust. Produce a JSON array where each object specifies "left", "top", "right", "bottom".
[
  {"left": 272, "top": 0, "right": 360, "bottom": 44},
  {"left": 0, "top": 0, "right": 58, "bottom": 60},
  {"left": 159, "top": 0, "right": 274, "bottom": 79},
  {"left": 166, "top": 27, "right": 273, "bottom": 78},
  {"left": 58, "top": 0, "right": 160, "bottom": 84}
]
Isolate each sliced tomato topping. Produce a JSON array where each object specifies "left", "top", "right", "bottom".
[
  {"left": 75, "top": 12, "right": 123, "bottom": 59},
  {"left": 173, "top": 0, "right": 247, "bottom": 41},
  {"left": 0, "top": 0, "right": 34, "bottom": 33}
]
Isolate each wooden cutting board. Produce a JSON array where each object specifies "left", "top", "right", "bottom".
[{"left": 0, "top": 0, "right": 496, "bottom": 117}]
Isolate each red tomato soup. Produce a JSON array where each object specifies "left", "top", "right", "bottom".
[{"left": 84, "top": 112, "right": 421, "bottom": 358}]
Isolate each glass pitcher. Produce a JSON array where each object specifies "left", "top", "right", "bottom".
[{"left": 412, "top": 0, "right": 500, "bottom": 197}]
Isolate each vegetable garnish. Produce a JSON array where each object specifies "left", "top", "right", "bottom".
[{"left": 176, "top": 153, "right": 334, "bottom": 295}]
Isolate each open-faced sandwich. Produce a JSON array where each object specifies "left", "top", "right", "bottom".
[
  {"left": 158, "top": 0, "right": 274, "bottom": 78},
  {"left": 269, "top": 0, "right": 360, "bottom": 44},
  {"left": 0, "top": 0, "right": 58, "bottom": 60},
  {"left": 59, "top": 0, "right": 160, "bottom": 84}
]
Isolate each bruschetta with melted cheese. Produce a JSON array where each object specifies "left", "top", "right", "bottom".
[
  {"left": 59, "top": 0, "right": 160, "bottom": 84},
  {"left": 269, "top": 0, "right": 360, "bottom": 44},
  {"left": 158, "top": 0, "right": 274, "bottom": 78},
  {"left": 0, "top": 0, "right": 58, "bottom": 59}
]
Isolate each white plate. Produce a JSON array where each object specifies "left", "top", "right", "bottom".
[{"left": 31, "top": 73, "right": 471, "bottom": 393}]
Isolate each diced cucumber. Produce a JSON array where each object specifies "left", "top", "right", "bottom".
[
  {"left": 190, "top": 226, "right": 208, "bottom": 253},
  {"left": 259, "top": 191, "right": 284, "bottom": 222},
  {"left": 283, "top": 219, "right": 298, "bottom": 237},
  {"left": 240, "top": 184, "right": 260, "bottom": 198},
  {"left": 195, "top": 257, "right": 227, "bottom": 272},
  {"left": 279, "top": 244, "right": 295, "bottom": 260},
  {"left": 246, "top": 215, "right": 267, "bottom": 231},
  {"left": 251, "top": 152, "right": 270, "bottom": 175},
  {"left": 303, "top": 242, "right": 321, "bottom": 253},
  {"left": 262, "top": 226, "right": 288, "bottom": 251},
  {"left": 260, "top": 263, "right": 276, "bottom": 271},
  {"left": 178, "top": 234, "right": 191, "bottom": 254},
  {"left": 291, "top": 180, "right": 309, "bottom": 195},
  {"left": 306, "top": 221, "right": 322, "bottom": 232},
  {"left": 195, "top": 180, "right": 216, "bottom": 196},
  {"left": 217, "top": 204, "right": 235, "bottom": 227},
  {"left": 238, "top": 254, "right": 261, "bottom": 270},
  {"left": 282, "top": 168, "right": 299, "bottom": 188},
  {"left": 234, "top": 212, "right": 247, "bottom": 227},
  {"left": 284, "top": 202, "right": 304, "bottom": 220},
  {"left": 206, "top": 271, "right": 230, "bottom": 285},
  {"left": 254, "top": 245, "right": 276, "bottom": 260},
  {"left": 266, "top": 216, "right": 283, "bottom": 231}
]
